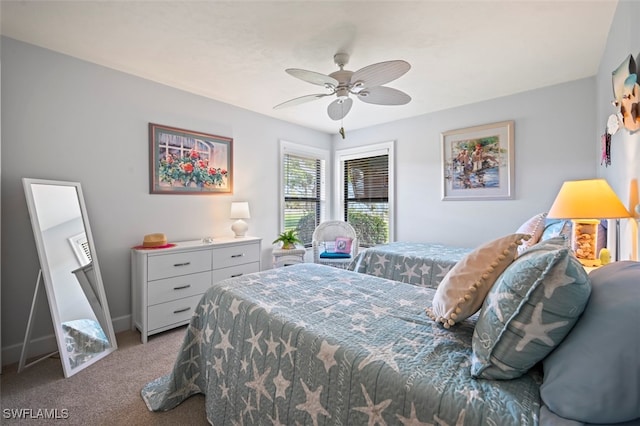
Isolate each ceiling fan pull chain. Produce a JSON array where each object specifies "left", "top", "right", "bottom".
[{"left": 339, "top": 104, "right": 346, "bottom": 139}]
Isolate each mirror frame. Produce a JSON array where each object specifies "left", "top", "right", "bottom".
[{"left": 22, "top": 178, "right": 117, "bottom": 377}]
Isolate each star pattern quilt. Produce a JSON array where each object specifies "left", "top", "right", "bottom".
[
  {"left": 62, "top": 319, "right": 110, "bottom": 369},
  {"left": 348, "top": 242, "right": 472, "bottom": 289},
  {"left": 142, "top": 263, "right": 541, "bottom": 425}
]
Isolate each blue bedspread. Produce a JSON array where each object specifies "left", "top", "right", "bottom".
[
  {"left": 142, "top": 263, "right": 541, "bottom": 425},
  {"left": 349, "top": 242, "right": 472, "bottom": 289}
]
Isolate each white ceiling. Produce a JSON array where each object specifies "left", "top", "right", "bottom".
[{"left": 1, "top": 1, "right": 617, "bottom": 134}]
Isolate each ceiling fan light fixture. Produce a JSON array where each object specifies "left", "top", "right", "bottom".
[{"left": 336, "top": 87, "right": 349, "bottom": 99}]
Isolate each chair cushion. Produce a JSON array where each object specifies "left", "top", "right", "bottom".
[
  {"left": 319, "top": 252, "right": 351, "bottom": 259},
  {"left": 541, "top": 261, "right": 640, "bottom": 424}
]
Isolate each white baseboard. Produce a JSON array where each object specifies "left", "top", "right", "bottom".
[{"left": 1, "top": 314, "right": 132, "bottom": 367}]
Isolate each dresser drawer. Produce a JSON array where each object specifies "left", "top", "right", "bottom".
[
  {"left": 212, "top": 243, "right": 260, "bottom": 269},
  {"left": 212, "top": 262, "right": 260, "bottom": 283},
  {"left": 147, "top": 271, "right": 211, "bottom": 306},
  {"left": 147, "top": 294, "right": 203, "bottom": 331},
  {"left": 147, "top": 249, "right": 212, "bottom": 281}
]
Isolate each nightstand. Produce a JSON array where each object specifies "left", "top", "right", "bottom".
[
  {"left": 583, "top": 265, "right": 602, "bottom": 274},
  {"left": 272, "top": 247, "right": 306, "bottom": 268}
]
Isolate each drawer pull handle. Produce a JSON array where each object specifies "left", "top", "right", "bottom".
[
  {"left": 173, "top": 262, "right": 191, "bottom": 267},
  {"left": 231, "top": 273, "right": 243, "bottom": 278},
  {"left": 231, "top": 254, "right": 244, "bottom": 258},
  {"left": 173, "top": 284, "right": 191, "bottom": 290},
  {"left": 173, "top": 307, "right": 190, "bottom": 314}
]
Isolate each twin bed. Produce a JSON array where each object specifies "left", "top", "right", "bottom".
[
  {"left": 141, "top": 222, "right": 639, "bottom": 426},
  {"left": 347, "top": 241, "right": 472, "bottom": 289},
  {"left": 142, "top": 263, "right": 541, "bottom": 425}
]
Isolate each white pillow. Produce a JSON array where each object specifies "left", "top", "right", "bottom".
[{"left": 515, "top": 212, "right": 547, "bottom": 254}]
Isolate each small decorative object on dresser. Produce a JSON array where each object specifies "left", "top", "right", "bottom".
[{"left": 131, "top": 236, "right": 261, "bottom": 343}]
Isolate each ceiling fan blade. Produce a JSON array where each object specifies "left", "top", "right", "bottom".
[
  {"left": 273, "top": 93, "right": 331, "bottom": 109},
  {"left": 358, "top": 86, "right": 411, "bottom": 105},
  {"left": 351, "top": 60, "right": 410, "bottom": 88},
  {"left": 286, "top": 68, "right": 339, "bottom": 87},
  {"left": 327, "top": 98, "right": 353, "bottom": 121}
]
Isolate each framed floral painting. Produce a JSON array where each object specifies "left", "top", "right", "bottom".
[
  {"left": 441, "top": 120, "right": 514, "bottom": 200},
  {"left": 149, "top": 123, "right": 233, "bottom": 194}
]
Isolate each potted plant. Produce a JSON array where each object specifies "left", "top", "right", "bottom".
[{"left": 272, "top": 229, "right": 302, "bottom": 249}]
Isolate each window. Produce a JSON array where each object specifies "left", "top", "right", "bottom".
[
  {"left": 68, "top": 232, "right": 92, "bottom": 266},
  {"left": 336, "top": 142, "right": 394, "bottom": 247},
  {"left": 280, "top": 141, "right": 328, "bottom": 247}
]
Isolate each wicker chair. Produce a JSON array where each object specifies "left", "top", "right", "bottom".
[{"left": 312, "top": 220, "right": 358, "bottom": 269}]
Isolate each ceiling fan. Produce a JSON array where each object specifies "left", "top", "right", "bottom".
[{"left": 274, "top": 53, "right": 412, "bottom": 121}]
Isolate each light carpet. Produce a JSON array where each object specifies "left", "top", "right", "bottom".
[{"left": 0, "top": 326, "right": 207, "bottom": 425}]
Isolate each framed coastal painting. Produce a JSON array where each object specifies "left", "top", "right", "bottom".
[
  {"left": 149, "top": 123, "right": 233, "bottom": 194},
  {"left": 441, "top": 120, "right": 514, "bottom": 200}
]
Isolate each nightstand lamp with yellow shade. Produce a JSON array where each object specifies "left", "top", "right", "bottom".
[{"left": 547, "top": 179, "right": 631, "bottom": 266}]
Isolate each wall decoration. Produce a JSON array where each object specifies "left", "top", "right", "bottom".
[
  {"left": 441, "top": 120, "right": 514, "bottom": 200},
  {"left": 601, "top": 114, "right": 620, "bottom": 167},
  {"left": 149, "top": 123, "right": 233, "bottom": 194},
  {"left": 601, "top": 130, "right": 612, "bottom": 167},
  {"left": 612, "top": 53, "right": 640, "bottom": 133}
]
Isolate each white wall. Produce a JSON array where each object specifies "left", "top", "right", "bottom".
[
  {"left": 1, "top": 37, "right": 331, "bottom": 364},
  {"left": 332, "top": 78, "right": 597, "bottom": 248},
  {"left": 0, "top": 20, "right": 620, "bottom": 364},
  {"left": 596, "top": 0, "right": 640, "bottom": 261}
]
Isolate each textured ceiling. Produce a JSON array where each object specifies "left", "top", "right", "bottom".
[{"left": 0, "top": 1, "right": 618, "bottom": 134}]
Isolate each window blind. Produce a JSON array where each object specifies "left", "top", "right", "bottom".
[
  {"left": 344, "top": 154, "right": 389, "bottom": 246},
  {"left": 283, "top": 153, "right": 324, "bottom": 246}
]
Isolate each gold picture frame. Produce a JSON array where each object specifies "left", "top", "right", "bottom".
[{"left": 149, "top": 123, "right": 233, "bottom": 194}]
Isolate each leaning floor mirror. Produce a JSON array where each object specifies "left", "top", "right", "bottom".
[{"left": 21, "top": 178, "right": 117, "bottom": 377}]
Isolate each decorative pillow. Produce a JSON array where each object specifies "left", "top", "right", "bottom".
[
  {"left": 515, "top": 212, "right": 547, "bottom": 254},
  {"left": 541, "top": 261, "right": 640, "bottom": 424},
  {"left": 425, "top": 233, "right": 530, "bottom": 329},
  {"left": 323, "top": 241, "right": 336, "bottom": 253},
  {"left": 334, "top": 237, "right": 352, "bottom": 254},
  {"left": 470, "top": 237, "right": 591, "bottom": 379},
  {"left": 540, "top": 219, "right": 571, "bottom": 243}
]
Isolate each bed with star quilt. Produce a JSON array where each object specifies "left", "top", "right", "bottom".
[
  {"left": 142, "top": 263, "right": 541, "bottom": 425},
  {"left": 348, "top": 242, "right": 472, "bottom": 289}
]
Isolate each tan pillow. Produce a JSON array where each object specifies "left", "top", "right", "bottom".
[
  {"left": 515, "top": 212, "right": 547, "bottom": 254},
  {"left": 425, "top": 233, "right": 530, "bottom": 329}
]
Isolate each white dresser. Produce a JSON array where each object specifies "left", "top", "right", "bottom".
[{"left": 131, "top": 237, "right": 261, "bottom": 343}]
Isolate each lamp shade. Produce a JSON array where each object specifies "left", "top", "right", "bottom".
[
  {"left": 230, "top": 201, "right": 251, "bottom": 219},
  {"left": 547, "top": 179, "right": 631, "bottom": 219}
]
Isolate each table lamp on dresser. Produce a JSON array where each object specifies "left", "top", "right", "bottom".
[{"left": 230, "top": 201, "right": 251, "bottom": 237}]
